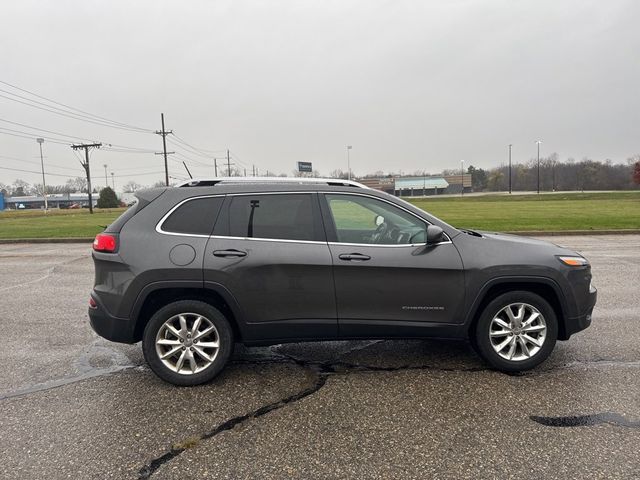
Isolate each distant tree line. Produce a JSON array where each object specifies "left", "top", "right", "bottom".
[
  {"left": 2, "top": 154, "right": 639, "bottom": 196},
  {"left": 463, "top": 154, "right": 640, "bottom": 192}
]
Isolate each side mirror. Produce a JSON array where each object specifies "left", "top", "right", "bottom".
[{"left": 426, "top": 225, "right": 445, "bottom": 244}]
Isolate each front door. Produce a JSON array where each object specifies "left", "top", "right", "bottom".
[
  {"left": 203, "top": 192, "right": 337, "bottom": 342},
  {"left": 320, "top": 193, "right": 465, "bottom": 338}
]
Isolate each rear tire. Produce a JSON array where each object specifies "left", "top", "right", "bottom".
[
  {"left": 473, "top": 291, "right": 557, "bottom": 372},
  {"left": 142, "top": 300, "right": 233, "bottom": 386}
]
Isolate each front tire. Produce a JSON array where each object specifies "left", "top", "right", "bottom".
[
  {"left": 473, "top": 291, "right": 557, "bottom": 372},
  {"left": 142, "top": 300, "right": 233, "bottom": 386}
]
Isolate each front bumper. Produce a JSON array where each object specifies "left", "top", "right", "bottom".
[
  {"left": 88, "top": 292, "right": 137, "bottom": 344},
  {"left": 562, "top": 284, "right": 597, "bottom": 339}
]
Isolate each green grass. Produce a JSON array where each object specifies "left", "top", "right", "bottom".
[
  {"left": 0, "top": 208, "right": 125, "bottom": 239},
  {"left": 407, "top": 191, "right": 640, "bottom": 232},
  {"left": 0, "top": 192, "right": 638, "bottom": 239}
]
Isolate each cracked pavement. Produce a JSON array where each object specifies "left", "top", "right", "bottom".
[{"left": 0, "top": 236, "right": 639, "bottom": 479}]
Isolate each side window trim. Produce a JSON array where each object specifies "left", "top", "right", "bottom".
[
  {"left": 212, "top": 192, "right": 327, "bottom": 244},
  {"left": 156, "top": 194, "right": 226, "bottom": 238}
]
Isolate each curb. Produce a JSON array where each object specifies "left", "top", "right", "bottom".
[
  {"left": 0, "top": 237, "right": 94, "bottom": 244},
  {"left": 504, "top": 229, "right": 640, "bottom": 236},
  {"left": 1, "top": 230, "right": 640, "bottom": 244}
]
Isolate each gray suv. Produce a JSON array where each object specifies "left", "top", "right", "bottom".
[{"left": 89, "top": 178, "right": 597, "bottom": 385}]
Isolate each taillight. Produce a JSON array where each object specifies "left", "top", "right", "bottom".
[
  {"left": 93, "top": 233, "right": 118, "bottom": 253},
  {"left": 89, "top": 297, "right": 97, "bottom": 309}
]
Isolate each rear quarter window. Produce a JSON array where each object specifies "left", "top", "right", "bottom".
[{"left": 161, "top": 196, "right": 224, "bottom": 235}]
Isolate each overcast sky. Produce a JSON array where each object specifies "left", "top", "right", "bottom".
[{"left": 1, "top": 0, "right": 639, "bottom": 187}]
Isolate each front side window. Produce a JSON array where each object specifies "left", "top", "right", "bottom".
[
  {"left": 228, "top": 194, "right": 318, "bottom": 241},
  {"left": 325, "top": 194, "right": 426, "bottom": 245}
]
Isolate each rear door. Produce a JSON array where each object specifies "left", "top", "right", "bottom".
[
  {"left": 203, "top": 192, "right": 337, "bottom": 342},
  {"left": 320, "top": 192, "right": 465, "bottom": 338}
]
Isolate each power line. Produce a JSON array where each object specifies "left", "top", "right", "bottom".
[
  {"left": 0, "top": 117, "right": 98, "bottom": 143},
  {"left": 171, "top": 133, "right": 227, "bottom": 156},
  {"left": 0, "top": 79, "right": 154, "bottom": 132},
  {"left": 0, "top": 92, "right": 151, "bottom": 134},
  {"left": 0, "top": 154, "right": 81, "bottom": 173},
  {"left": 0, "top": 128, "right": 70, "bottom": 145},
  {"left": 0, "top": 165, "right": 77, "bottom": 178}
]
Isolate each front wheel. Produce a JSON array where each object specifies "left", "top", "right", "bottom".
[
  {"left": 473, "top": 291, "right": 558, "bottom": 372},
  {"left": 142, "top": 300, "right": 233, "bottom": 386}
]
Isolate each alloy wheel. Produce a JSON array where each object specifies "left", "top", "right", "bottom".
[
  {"left": 155, "top": 313, "right": 220, "bottom": 375},
  {"left": 489, "top": 303, "right": 547, "bottom": 361}
]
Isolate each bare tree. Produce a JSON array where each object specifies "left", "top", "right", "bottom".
[{"left": 123, "top": 181, "right": 142, "bottom": 193}]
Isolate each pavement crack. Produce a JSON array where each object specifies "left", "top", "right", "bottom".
[
  {"left": 531, "top": 412, "right": 640, "bottom": 428},
  {"left": 0, "top": 365, "right": 139, "bottom": 401},
  {"left": 0, "top": 254, "right": 86, "bottom": 293},
  {"left": 137, "top": 367, "right": 328, "bottom": 480}
]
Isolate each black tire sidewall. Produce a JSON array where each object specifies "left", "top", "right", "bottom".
[
  {"left": 475, "top": 291, "right": 558, "bottom": 372},
  {"left": 142, "top": 300, "right": 233, "bottom": 386}
]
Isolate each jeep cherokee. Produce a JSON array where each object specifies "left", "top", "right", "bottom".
[{"left": 89, "top": 178, "right": 597, "bottom": 385}]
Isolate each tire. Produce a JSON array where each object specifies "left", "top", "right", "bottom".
[
  {"left": 142, "top": 300, "right": 233, "bottom": 386},
  {"left": 473, "top": 291, "right": 558, "bottom": 372}
]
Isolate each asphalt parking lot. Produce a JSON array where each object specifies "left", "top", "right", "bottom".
[{"left": 0, "top": 236, "right": 639, "bottom": 479}]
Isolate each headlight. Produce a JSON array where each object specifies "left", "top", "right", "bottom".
[{"left": 558, "top": 256, "right": 589, "bottom": 267}]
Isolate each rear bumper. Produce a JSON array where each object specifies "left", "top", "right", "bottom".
[
  {"left": 88, "top": 293, "right": 137, "bottom": 344},
  {"left": 562, "top": 285, "right": 597, "bottom": 340}
]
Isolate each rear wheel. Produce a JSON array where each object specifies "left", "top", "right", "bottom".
[
  {"left": 473, "top": 291, "right": 557, "bottom": 372},
  {"left": 142, "top": 300, "right": 233, "bottom": 386}
]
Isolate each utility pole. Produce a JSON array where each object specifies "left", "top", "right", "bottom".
[
  {"left": 461, "top": 160, "right": 465, "bottom": 197},
  {"left": 346, "top": 145, "right": 352, "bottom": 180},
  {"left": 111, "top": 172, "right": 115, "bottom": 190},
  {"left": 508, "top": 144, "right": 512, "bottom": 194},
  {"left": 155, "top": 113, "right": 174, "bottom": 186},
  {"left": 226, "top": 149, "right": 234, "bottom": 176},
  {"left": 244, "top": 168, "right": 247, "bottom": 176},
  {"left": 252, "top": 165, "right": 256, "bottom": 177},
  {"left": 536, "top": 140, "right": 542, "bottom": 194},
  {"left": 71, "top": 143, "right": 102, "bottom": 214},
  {"left": 36, "top": 138, "right": 48, "bottom": 211},
  {"left": 103, "top": 164, "right": 108, "bottom": 188},
  {"left": 214, "top": 158, "right": 218, "bottom": 177}
]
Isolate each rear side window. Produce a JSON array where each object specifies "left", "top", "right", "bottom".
[
  {"left": 161, "top": 196, "right": 224, "bottom": 235},
  {"left": 227, "top": 194, "right": 319, "bottom": 241}
]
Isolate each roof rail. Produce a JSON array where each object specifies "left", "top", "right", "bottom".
[{"left": 175, "top": 177, "right": 369, "bottom": 189}]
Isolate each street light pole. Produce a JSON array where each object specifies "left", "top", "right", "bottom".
[
  {"left": 103, "top": 164, "right": 108, "bottom": 188},
  {"left": 111, "top": 172, "right": 115, "bottom": 190},
  {"left": 536, "top": 140, "right": 542, "bottom": 194},
  {"left": 346, "top": 146, "right": 352, "bottom": 180},
  {"left": 461, "top": 160, "right": 465, "bottom": 197},
  {"left": 36, "top": 138, "right": 48, "bottom": 211},
  {"left": 508, "top": 144, "right": 512, "bottom": 194}
]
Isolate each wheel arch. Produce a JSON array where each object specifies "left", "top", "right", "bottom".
[
  {"left": 466, "top": 277, "right": 570, "bottom": 341},
  {"left": 131, "top": 281, "right": 246, "bottom": 343}
]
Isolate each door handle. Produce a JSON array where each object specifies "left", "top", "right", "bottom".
[
  {"left": 338, "top": 253, "right": 371, "bottom": 261},
  {"left": 213, "top": 249, "right": 247, "bottom": 258}
]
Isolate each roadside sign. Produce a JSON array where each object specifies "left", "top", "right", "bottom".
[{"left": 297, "top": 162, "right": 313, "bottom": 173}]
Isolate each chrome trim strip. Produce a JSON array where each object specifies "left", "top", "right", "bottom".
[
  {"left": 156, "top": 191, "right": 452, "bottom": 246},
  {"left": 327, "top": 239, "right": 451, "bottom": 248}
]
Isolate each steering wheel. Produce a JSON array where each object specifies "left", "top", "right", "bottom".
[{"left": 371, "top": 221, "right": 389, "bottom": 244}]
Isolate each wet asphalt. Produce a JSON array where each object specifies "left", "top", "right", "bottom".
[{"left": 0, "top": 236, "right": 638, "bottom": 479}]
